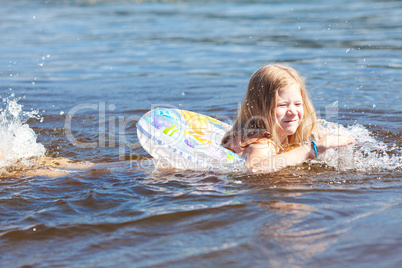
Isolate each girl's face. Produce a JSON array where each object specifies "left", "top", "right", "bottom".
[{"left": 275, "top": 83, "right": 304, "bottom": 141}]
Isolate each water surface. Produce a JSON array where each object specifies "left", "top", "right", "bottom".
[{"left": 0, "top": 0, "right": 401, "bottom": 267}]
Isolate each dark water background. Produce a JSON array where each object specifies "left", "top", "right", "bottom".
[{"left": 0, "top": 0, "right": 401, "bottom": 267}]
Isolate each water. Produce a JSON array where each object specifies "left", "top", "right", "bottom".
[{"left": 1, "top": 0, "right": 401, "bottom": 267}]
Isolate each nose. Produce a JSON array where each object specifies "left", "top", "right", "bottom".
[{"left": 286, "top": 105, "right": 297, "bottom": 116}]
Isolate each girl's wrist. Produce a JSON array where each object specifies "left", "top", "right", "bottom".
[
  {"left": 303, "top": 143, "right": 316, "bottom": 159},
  {"left": 311, "top": 141, "right": 319, "bottom": 158},
  {"left": 315, "top": 139, "right": 326, "bottom": 154}
]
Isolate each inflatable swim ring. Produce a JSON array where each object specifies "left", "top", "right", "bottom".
[{"left": 137, "top": 108, "right": 246, "bottom": 171}]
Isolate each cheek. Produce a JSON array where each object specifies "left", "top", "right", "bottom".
[
  {"left": 275, "top": 108, "right": 284, "bottom": 119},
  {"left": 298, "top": 107, "right": 304, "bottom": 118}
]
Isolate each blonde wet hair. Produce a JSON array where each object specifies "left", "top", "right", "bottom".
[{"left": 221, "top": 64, "right": 317, "bottom": 152}]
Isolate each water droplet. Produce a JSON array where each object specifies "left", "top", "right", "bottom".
[{"left": 108, "top": 104, "right": 116, "bottom": 111}]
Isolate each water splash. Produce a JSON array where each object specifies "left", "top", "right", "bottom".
[
  {"left": 315, "top": 120, "right": 401, "bottom": 171},
  {"left": 0, "top": 95, "right": 46, "bottom": 168}
]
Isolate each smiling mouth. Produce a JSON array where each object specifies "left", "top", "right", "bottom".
[{"left": 284, "top": 119, "right": 298, "bottom": 123}]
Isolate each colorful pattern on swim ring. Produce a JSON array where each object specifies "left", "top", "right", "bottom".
[{"left": 137, "top": 108, "right": 245, "bottom": 171}]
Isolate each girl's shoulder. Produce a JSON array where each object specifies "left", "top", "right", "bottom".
[
  {"left": 242, "top": 133, "right": 276, "bottom": 146},
  {"left": 241, "top": 135, "right": 278, "bottom": 157},
  {"left": 224, "top": 132, "right": 279, "bottom": 159}
]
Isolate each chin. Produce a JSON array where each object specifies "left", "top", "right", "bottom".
[
  {"left": 277, "top": 121, "right": 301, "bottom": 137},
  {"left": 277, "top": 130, "right": 295, "bottom": 138},
  {"left": 279, "top": 126, "right": 299, "bottom": 137},
  {"left": 286, "top": 130, "right": 297, "bottom": 136}
]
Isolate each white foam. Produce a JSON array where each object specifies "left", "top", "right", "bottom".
[
  {"left": 313, "top": 120, "right": 401, "bottom": 171},
  {"left": 0, "top": 96, "right": 46, "bottom": 168}
]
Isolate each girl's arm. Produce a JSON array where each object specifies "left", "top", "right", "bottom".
[{"left": 245, "top": 135, "right": 355, "bottom": 173}]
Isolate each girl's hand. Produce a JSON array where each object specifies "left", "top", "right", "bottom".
[{"left": 316, "top": 135, "right": 355, "bottom": 154}]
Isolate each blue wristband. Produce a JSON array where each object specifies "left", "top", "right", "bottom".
[{"left": 311, "top": 141, "right": 318, "bottom": 158}]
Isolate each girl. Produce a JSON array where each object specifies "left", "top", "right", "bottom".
[{"left": 221, "top": 64, "right": 355, "bottom": 173}]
